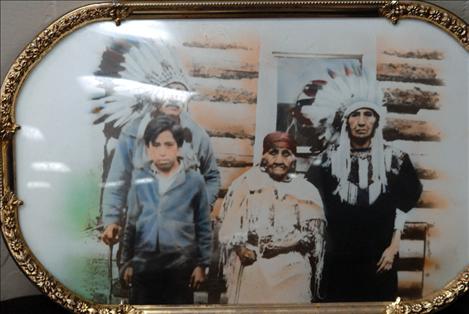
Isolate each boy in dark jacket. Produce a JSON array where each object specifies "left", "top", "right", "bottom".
[{"left": 120, "top": 115, "right": 212, "bottom": 304}]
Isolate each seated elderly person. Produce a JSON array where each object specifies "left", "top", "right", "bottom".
[{"left": 218, "top": 132, "right": 326, "bottom": 304}]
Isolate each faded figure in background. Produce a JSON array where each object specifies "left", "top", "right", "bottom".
[
  {"left": 120, "top": 116, "right": 212, "bottom": 304},
  {"left": 302, "top": 67, "right": 423, "bottom": 301},
  {"left": 87, "top": 37, "right": 220, "bottom": 246},
  {"left": 218, "top": 132, "right": 326, "bottom": 304}
]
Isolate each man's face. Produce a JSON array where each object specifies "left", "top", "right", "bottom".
[
  {"left": 159, "top": 82, "right": 188, "bottom": 117},
  {"left": 146, "top": 130, "right": 179, "bottom": 173},
  {"left": 160, "top": 104, "right": 182, "bottom": 117},
  {"left": 263, "top": 145, "right": 295, "bottom": 181},
  {"left": 347, "top": 108, "right": 378, "bottom": 141}
]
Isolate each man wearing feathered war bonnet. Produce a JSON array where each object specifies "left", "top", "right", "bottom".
[
  {"left": 218, "top": 132, "right": 326, "bottom": 304},
  {"left": 302, "top": 67, "right": 423, "bottom": 301},
  {"left": 79, "top": 37, "right": 221, "bottom": 245}
]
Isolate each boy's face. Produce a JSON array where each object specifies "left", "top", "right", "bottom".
[{"left": 147, "top": 130, "right": 180, "bottom": 173}]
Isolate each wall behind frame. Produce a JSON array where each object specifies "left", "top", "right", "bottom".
[{"left": 1, "top": 0, "right": 468, "bottom": 303}]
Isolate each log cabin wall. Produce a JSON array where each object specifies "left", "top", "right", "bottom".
[
  {"left": 375, "top": 26, "right": 469, "bottom": 298},
  {"left": 377, "top": 47, "right": 446, "bottom": 299},
  {"left": 178, "top": 39, "right": 260, "bottom": 219},
  {"left": 175, "top": 37, "right": 260, "bottom": 303}
]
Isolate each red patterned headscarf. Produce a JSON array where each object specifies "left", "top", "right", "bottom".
[{"left": 262, "top": 132, "right": 297, "bottom": 155}]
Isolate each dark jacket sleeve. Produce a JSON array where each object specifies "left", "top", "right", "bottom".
[
  {"left": 198, "top": 133, "right": 221, "bottom": 209},
  {"left": 193, "top": 175, "right": 212, "bottom": 267},
  {"left": 394, "top": 153, "right": 423, "bottom": 213},
  {"left": 102, "top": 131, "right": 135, "bottom": 226},
  {"left": 120, "top": 182, "right": 140, "bottom": 272}
]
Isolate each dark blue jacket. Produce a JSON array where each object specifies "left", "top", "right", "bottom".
[
  {"left": 121, "top": 162, "right": 212, "bottom": 273},
  {"left": 102, "top": 112, "right": 221, "bottom": 227}
]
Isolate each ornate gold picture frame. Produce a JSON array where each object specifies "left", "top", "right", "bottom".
[{"left": 1, "top": 1, "right": 468, "bottom": 313}]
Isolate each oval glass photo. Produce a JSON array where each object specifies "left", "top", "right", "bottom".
[{"left": 1, "top": 1, "right": 468, "bottom": 313}]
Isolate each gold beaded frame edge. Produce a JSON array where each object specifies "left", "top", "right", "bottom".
[{"left": 0, "top": 1, "right": 467, "bottom": 313}]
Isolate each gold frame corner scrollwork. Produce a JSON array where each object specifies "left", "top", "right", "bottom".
[
  {"left": 379, "top": 0, "right": 468, "bottom": 51},
  {"left": 386, "top": 268, "right": 469, "bottom": 314},
  {"left": 1, "top": 2, "right": 132, "bottom": 142},
  {"left": 0, "top": 1, "right": 468, "bottom": 314}
]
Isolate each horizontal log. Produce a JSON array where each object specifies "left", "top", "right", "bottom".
[
  {"left": 192, "top": 77, "right": 258, "bottom": 96},
  {"left": 211, "top": 137, "right": 254, "bottom": 154},
  {"left": 377, "top": 63, "right": 443, "bottom": 86},
  {"left": 400, "top": 240, "right": 425, "bottom": 258},
  {"left": 189, "top": 101, "right": 256, "bottom": 140},
  {"left": 211, "top": 137, "right": 254, "bottom": 167},
  {"left": 183, "top": 41, "right": 254, "bottom": 51},
  {"left": 402, "top": 223, "right": 429, "bottom": 241},
  {"left": 397, "top": 270, "right": 423, "bottom": 299},
  {"left": 181, "top": 43, "right": 258, "bottom": 63},
  {"left": 192, "top": 85, "right": 257, "bottom": 104},
  {"left": 383, "top": 50, "right": 444, "bottom": 60},
  {"left": 384, "top": 118, "right": 441, "bottom": 141},
  {"left": 217, "top": 159, "right": 253, "bottom": 168},
  {"left": 189, "top": 64, "right": 258, "bottom": 80},
  {"left": 416, "top": 190, "right": 448, "bottom": 209},
  {"left": 383, "top": 87, "right": 440, "bottom": 114},
  {"left": 398, "top": 284, "right": 423, "bottom": 300},
  {"left": 207, "top": 130, "right": 254, "bottom": 140},
  {"left": 398, "top": 257, "right": 425, "bottom": 272},
  {"left": 398, "top": 271, "right": 423, "bottom": 284}
]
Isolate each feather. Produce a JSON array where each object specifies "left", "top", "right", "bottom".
[
  {"left": 79, "top": 34, "right": 193, "bottom": 130},
  {"left": 296, "top": 63, "right": 386, "bottom": 160}
]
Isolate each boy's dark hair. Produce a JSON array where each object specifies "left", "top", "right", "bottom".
[{"left": 143, "top": 114, "right": 184, "bottom": 147}]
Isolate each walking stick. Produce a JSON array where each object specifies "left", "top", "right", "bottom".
[
  {"left": 233, "top": 264, "right": 244, "bottom": 303},
  {"left": 108, "top": 244, "right": 114, "bottom": 304}
]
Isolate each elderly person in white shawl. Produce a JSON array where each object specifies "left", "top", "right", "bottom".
[{"left": 218, "top": 132, "right": 326, "bottom": 304}]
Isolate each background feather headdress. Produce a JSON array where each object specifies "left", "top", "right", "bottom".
[{"left": 79, "top": 36, "right": 193, "bottom": 129}]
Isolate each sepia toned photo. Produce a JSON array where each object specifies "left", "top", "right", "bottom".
[{"left": 1, "top": 1, "right": 468, "bottom": 313}]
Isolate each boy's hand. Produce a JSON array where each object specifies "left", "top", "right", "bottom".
[
  {"left": 190, "top": 266, "right": 206, "bottom": 290},
  {"left": 123, "top": 267, "right": 133, "bottom": 287},
  {"left": 102, "top": 223, "right": 121, "bottom": 245}
]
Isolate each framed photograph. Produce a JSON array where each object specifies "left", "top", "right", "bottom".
[{"left": 1, "top": 1, "right": 468, "bottom": 313}]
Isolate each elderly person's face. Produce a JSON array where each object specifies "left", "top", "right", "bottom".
[
  {"left": 263, "top": 145, "right": 295, "bottom": 181},
  {"left": 347, "top": 108, "right": 378, "bottom": 141}
]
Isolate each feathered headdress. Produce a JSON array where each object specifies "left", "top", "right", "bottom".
[
  {"left": 79, "top": 36, "right": 193, "bottom": 128},
  {"left": 301, "top": 65, "right": 389, "bottom": 205}
]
